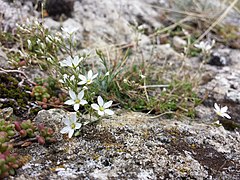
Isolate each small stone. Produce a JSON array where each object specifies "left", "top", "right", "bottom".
[
  {"left": 173, "top": 36, "right": 187, "bottom": 49},
  {"left": 43, "top": 17, "right": 61, "bottom": 29},
  {"left": 159, "top": 136, "right": 171, "bottom": 143},
  {"left": 226, "top": 90, "right": 240, "bottom": 103},
  {"left": 0, "top": 48, "right": 10, "bottom": 68},
  {"left": 208, "top": 50, "right": 231, "bottom": 66},
  {"left": 45, "top": 0, "right": 74, "bottom": 19}
]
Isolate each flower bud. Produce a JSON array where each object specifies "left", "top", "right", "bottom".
[
  {"left": 42, "top": 97, "right": 48, "bottom": 103},
  {"left": 26, "top": 129, "right": 34, "bottom": 137},
  {"left": 19, "top": 130, "right": 27, "bottom": 137},
  {"left": 11, "top": 163, "right": 19, "bottom": 169},
  {"left": 38, "top": 124, "right": 45, "bottom": 131},
  {"left": 42, "top": 104, "right": 48, "bottom": 109},
  {"left": 9, "top": 168, "right": 15, "bottom": 175},
  {"left": 7, "top": 130, "right": 15, "bottom": 137},
  {"left": 37, "top": 136, "right": 45, "bottom": 145},
  {"left": 47, "top": 128, "right": 54, "bottom": 135},
  {"left": 20, "top": 121, "right": 29, "bottom": 129}
]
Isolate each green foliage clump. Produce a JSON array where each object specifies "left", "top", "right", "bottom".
[
  {"left": 0, "top": 115, "right": 56, "bottom": 178},
  {"left": 0, "top": 119, "right": 20, "bottom": 178},
  {"left": 14, "top": 120, "right": 56, "bottom": 144},
  {"left": 96, "top": 50, "right": 201, "bottom": 118},
  {"left": 31, "top": 77, "right": 67, "bottom": 109},
  {"left": 0, "top": 74, "right": 32, "bottom": 117}
]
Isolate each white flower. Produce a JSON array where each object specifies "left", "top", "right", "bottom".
[
  {"left": 64, "top": 90, "right": 88, "bottom": 111},
  {"left": 59, "top": 56, "right": 82, "bottom": 68},
  {"left": 214, "top": 103, "right": 231, "bottom": 119},
  {"left": 60, "top": 113, "right": 81, "bottom": 138},
  {"left": 36, "top": 39, "right": 41, "bottom": 45},
  {"left": 140, "top": 74, "right": 146, "bottom": 79},
  {"left": 46, "top": 35, "right": 53, "bottom": 43},
  {"left": 54, "top": 36, "right": 62, "bottom": 43},
  {"left": 123, "top": 79, "right": 128, "bottom": 83},
  {"left": 40, "top": 42, "right": 45, "bottom": 49},
  {"left": 105, "top": 71, "right": 110, "bottom": 76},
  {"left": 27, "top": 39, "right": 32, "bottom": 49},
  {"left": 194, "top": 40, "right": 215, "bottom": 53},
  {"left": 59, "top": 74, "right": 75, "bottom": 83},
  {"left": 78, "top": 70, "right": 98, "bottom": 85},
  {"left": 91, "top": 96, "right": 114, "bottom": 116}
]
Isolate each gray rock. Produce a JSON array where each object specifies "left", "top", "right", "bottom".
[
  {"left": 72, "top": 0, "right": 164, "bottom": 48},
  {"left": 42, "top": 17, "right": 61, "bottom": 30},
  {"left": 173, "top": 36, "right": 187, "bottom": 49},
  {"left": 226, "top": 90, "right": 240, "bottom": 104},
  {"left": 0, "top": 0, "right": 38, "bottom": 31},
  {"left": 14, "top": 111, "right": 240, "bottom": 179},
  {"left": 0, "top": 48, "right": 10, "bottom": 68},
  {"left": 33, "top": 108, "right": 66, "bottom": 140},
  {"left": 209, "top": 50, "right": 231, "bottom": 66}
]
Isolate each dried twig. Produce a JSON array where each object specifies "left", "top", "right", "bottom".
[
  {"left": 139, "top": 85, "right": 169, "bottom": 89},
  {"left": 149, "top": 111, "right": 175, "bottom": 119},
  {"left": 195, "top": 0, "right": 239, "bottom": 43},
  {"left": 0, "top": 67, "right": 36, "bottom": 86}
]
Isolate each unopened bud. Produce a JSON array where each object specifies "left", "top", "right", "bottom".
[
  {"left": 19, "top": 130, "right": 27, "bottom": 137},
  {"left": 37, "top": 136, "right": 45, "bottom": 145},
  {"left": 38, "top": 124, "right": 45, "bottom": 131}
]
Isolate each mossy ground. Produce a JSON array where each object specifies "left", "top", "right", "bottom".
[{"left": 0, "top": 73, "right": 38, "bottom": 119}]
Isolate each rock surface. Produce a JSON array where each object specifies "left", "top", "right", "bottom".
[
  {"left": 14, "top": 110, "right": 240, "bottom": 179},
  {"left": 1, "top": 0, "right": 240, "bottom": 179}
]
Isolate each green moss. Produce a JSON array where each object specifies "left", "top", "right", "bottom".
[{"left": 0, "top": 74, "right": 33, "bottom": 118}]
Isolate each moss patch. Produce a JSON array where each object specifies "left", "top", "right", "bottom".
[{"left": 0, "top": 73, "right": 36, "bottom": 119}]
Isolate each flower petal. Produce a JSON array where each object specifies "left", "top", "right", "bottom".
[
  {"left": 70, "top": 75, "right": 75, "bottom": 81},
  {"left": 91, "top": 104, "right": 99, "bottom": 110},
  {"left": 71, "top": 113, "right": 77, "bottom": 123},
  {"left": 64, "top": 99, "right": 75, "bottom": 105},
  {"left": 104, "top": 109, "right": 114, "bottom": 115},
  {"left": 75, "top": 123, "right": 82, "bottom": 129},
  {"left": 223, "top": 113, "right": 231, "bottom": 119},
  {"left": 214, "top": 103, "right": 220, "bottom": 111},
  {"left": 73, "top": 56, "right": 80, "bottom": 66},
  {"left": 78, "top": 90, "right": 84, "bottom": 100},
  {"left": 98, "top": 110, "right": 104, "bottom": 116},
  {"left": 92, "top": 73, "right": 98, "bottom": 80},
  {"left": 60, "top": 127, "right": 70, "bottom": 134},
  {"left": 59, "top": 60, "right": 68, "bottom": 67},
  {"left": 79, "top": 74, "right": 87, "bottom": 81},
  {"left": 97, "top": 96, "right": 104, "bottom": 106},
  {"left": 74, "top": 104, "right": 80, "bottom": 111},
  {"left": 78, "top": 81, "right": 86, "bottom": 85},
  {"left": 63, "top": 118, "right": 70, "bottom": 126},
  {"left": 221, "top": 106, "right": 228, "bottom": 113},
  {"left": 65, "top": 57, "right": 73, "bottom": 67},
  {"left": 63, "top": 74, "right": 68, "bottom": 79},
  {"left": 68, "top": 129, "right": 74, "bottom": 138},
  {"left": 88, "top": 70, "right": 93, "bottom": 79},
  {"left": 69, "top": 90, "right": 76, "bottom": 100},
  {"left": 103, "top": 101, "right": 113, "bottom": 109},
  {"left": 80, "top": 99, "right": 88, "bottom": 105}
]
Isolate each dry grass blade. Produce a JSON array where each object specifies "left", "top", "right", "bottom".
[{"left": 195, "top": 0, "right": 239, "bottom": 43}]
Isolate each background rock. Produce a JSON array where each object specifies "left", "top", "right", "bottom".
[{"left": 14, "top": 110, "right": 240, "bottom": 179}]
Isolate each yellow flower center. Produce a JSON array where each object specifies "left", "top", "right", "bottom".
[
  {"left": 99, "top": 107, "right": 104, "bottom": 111},
  {"left": 75, "top": 99, "right": 80, "bottom": 104},
  {"left": 71, "top": 123, "right": 76, "bottom": 129},
  {"left": 87, "top": 79, "right": 91, "bottom": 84}
]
